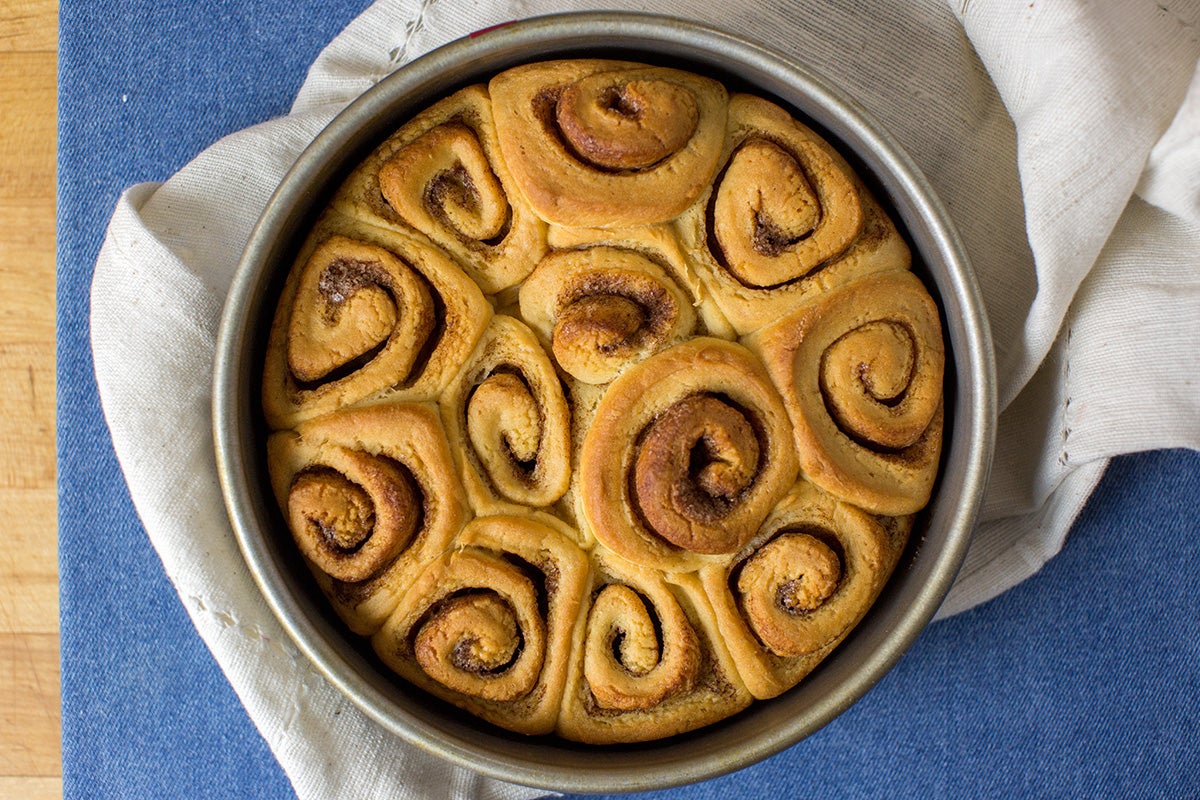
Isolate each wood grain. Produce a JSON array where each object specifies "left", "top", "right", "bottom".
[
  {"left": 0, "top": 0, "right": 61, "bottom": 796},
  {"left": 0, "top": 634, "right": 60, "bottom": 775},
  {"left": 0, "top": 0, "right": 56, "bottom": 53},
  {"left": 0, "top": 777, "right": 62, "bottom": 800}
]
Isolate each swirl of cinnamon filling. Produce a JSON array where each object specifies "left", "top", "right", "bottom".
[
  {"left": 747, "top": 270, "right": 944, "bottom": 515},
  {"left": 701, "top": 480, "right": 900, "bottom": 699},
  {"left": 737, "top": 532, "right": 846, "bottom": 657},
  {"left": 286, "top": 452, "right": 419, "bottom": 584},
  {"left": 554, "top": 74, "right": 700, "bottom": 171},
  {"left": 262, "top": 219, "right": 492, "bottom": 429},
  {"left": 284, "top": 235, "right": 433, "bottom": 388},
  {"left": 374, "top": 514, "right": 588, "bottom": 735},
  {"left": 332, "top": 85, "right": 547, "bottom": 295},
  {"left": 440, "top": 315, "right": 572, "bottom": 511},
  {"left": 558, "top": 552, "right": 751, "bottom": 744},
  {"left": 580, "top": 338, "right": 798, "bottom": 571},
  {"left": 266, "top": 403, "right": 470, "bottom": 635},
  {"left": 583, "top": 583, "right": 700, "bottom": 711},
  {"left": 489, "top": 60, "right": 727, "bottom": 226},
  {"left": 518, "top": 246, "right": 698, "bottom": 384},
  {"left": 711, "top": 136, "right": 861, "bottom": 288},
  {"left": 380, "top": 122, "right": 510, "bottom": 245},
  {"left": 633, "top": 394, "right": 761, "bottom": 554},
  {"left": 411, "top": 563, "right": 544, "bottom": 703},
  {"left": 675, "top": 93, "right": 911, "bottom": 335}
]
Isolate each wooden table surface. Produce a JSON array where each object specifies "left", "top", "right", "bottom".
[{"left": 1, "top": 0, "right": 62, "bottom": 797}]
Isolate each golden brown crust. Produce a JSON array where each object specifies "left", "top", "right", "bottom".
[
  {"left": 266, "top": 403, "right": 470, "bottom": 635},
  {"left": 578, "top": 338, "right": 799, "bottom": 572},
  {"left": 489, "top": 60, "right": 728, "bottom": 226},
  {"left": 437, "top": 314, "right": 572, "bottom": 513},
  {"left": 545, "top": 223, "right": 736, "bottom": 342},
  {"left": 371, "top": 514, "right": 588, "bottom": 735},
  {"left": 675, "top": 93, "right": 911, "bottom": 334},
  {"left": 332, "top": 85, "right": 547, "bottom": 295},
  {"left": 261, "top": 213, "right": 492, "bottom": 429},
  {"left": 701, "top": 480, "right": 908, "bottom": 699},
  {"left": 259, "top": 59, "right": 944, "bottom": 743},
  {"left": 557, "top": 549, "right": 751, "bottom": 743},
  {"left": 518, "top": 245, "right": 701, "bottom": 385},
  {"left": 745, "top": 270, "right": 945, "bottom": 515}
]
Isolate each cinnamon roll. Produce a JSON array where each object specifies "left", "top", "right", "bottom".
[
  {"left": 518, "top": 245, "right": 702, "bottom": 385},
  {"left": 578, "top": 338, "right": 798, "bottom": 572},
  {"left": 257, "top": 59, "right": 947, "bottom": 743},
  {"left": 266, "top": 403, "right": 470, "bottom": 635},
  {"left": 558, "top": 549, "right": 751, "bottom": 743},
  {"left": 372, "top": 514, "right": 588, "bottom": 735},
  {"left": 438, "top": 314, "right": 572, "bottom": 512},
  {"left": 700, "top": 480, "right": 908, "bottom": 698},
  {"left": 676, "top": 93, "right": 911, "bottom": 334},
  {"left": 262, "top": 214, "right": 491, "bottom": 429},
  {"left": 746, "top": 270, "right": 945, "bottom": 515},
  {"left": 544, "top": 223, "right": 736, "bottom": 343},
  {"left": 332, "top": 85, "right": 547, "bottom": 295},
  {"left": 489, "top": 60, "right": 727, "bottom": 227}
]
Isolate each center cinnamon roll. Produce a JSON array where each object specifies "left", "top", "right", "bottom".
[
  {"left": 633, "top": 394, "right": 762, "bottom": 554},
  {"left": 579, "top": 338, "right": 798, "bottom": 571}
]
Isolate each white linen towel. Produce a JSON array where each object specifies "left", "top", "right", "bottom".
[{"left": 90, "top": 0, "right": 1200, "bottom": 797}]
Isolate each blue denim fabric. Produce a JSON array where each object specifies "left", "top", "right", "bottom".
[
  {"left": 57, "top": 2, "right": 367, "bottom": 798},
  {"left": 57, "top": 2, "right": 1200, "bottom": 798}
]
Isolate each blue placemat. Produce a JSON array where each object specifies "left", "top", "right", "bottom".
[{"left": 57, "top": 2, "right": 1200, "bottom": 798}]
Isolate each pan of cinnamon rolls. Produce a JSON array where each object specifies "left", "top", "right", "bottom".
[{"left": 214, "top": 12, "right": 995, "bottom": 792}]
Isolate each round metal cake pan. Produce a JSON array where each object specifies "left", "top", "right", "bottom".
[{"left": 214, "top": 12, "right": 996, "bottom": 793}]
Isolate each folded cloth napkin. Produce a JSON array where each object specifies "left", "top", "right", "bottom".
[{"left": 89, "top": 0, "right": 1200, "bottom": 797}]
